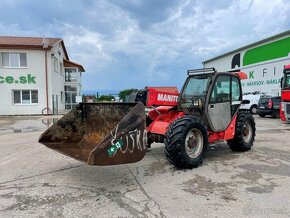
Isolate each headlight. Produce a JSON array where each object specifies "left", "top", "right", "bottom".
[{"left": 193, "top": 99, "right": 202, "bottom": 107}]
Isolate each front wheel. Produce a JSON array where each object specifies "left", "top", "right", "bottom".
[
  {"left": 164, "top": 116, "right": 208, "bottom": 169},
  {"left": 227, "top": 111, "right": 256, "bottom": 152}
]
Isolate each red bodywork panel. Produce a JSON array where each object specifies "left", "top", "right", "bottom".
[
  {"left": 208, "top": 115, "right": 237, "bottom": 143},
  {"left": 147, "top": 109, "right": 184, "bottom": 135},
  {"left": 281, "top": 90, "right": 290, "bottom": 101},
  {"left": 145, "top": 86, "right": 181, "bottom": 136},
  {"left": 146, "top": 87, "right": 179, "bottom": 107},
  {"left": 280, "top": 65, "right": 290, "bottom": 121},
  {"left": 234, "top": 71, "right": 248, "bottom": 80},
  {"left": 148, "top": 106, "right": 175, "bottom": 121},
  {"left": 282, "top": 65, "right": 290, "bottom": 101},
  {"left": 147, "top": 109, "right": 237, "bottom": 143},
  {"left": 280, "top": 102, "right": 287, "bottom": 121}
]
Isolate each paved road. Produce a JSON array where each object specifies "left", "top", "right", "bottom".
[{"left": 0, "top": 115, "right": 290, "bottom": 217}]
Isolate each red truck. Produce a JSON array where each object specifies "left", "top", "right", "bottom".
[{"left": 280, "top": 65, "right": 290, "bottom": 121}]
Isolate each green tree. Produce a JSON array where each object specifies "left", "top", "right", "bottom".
[
  {"left": 119, "top": 88, "right": 138, "bottom": 101},
  {"left": 98, "top": 95, "right": 115, "bottom": 102}
]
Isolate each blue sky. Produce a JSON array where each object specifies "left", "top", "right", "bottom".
[{"left": 1, "top": 0, "right": 290, "bottom": 94}]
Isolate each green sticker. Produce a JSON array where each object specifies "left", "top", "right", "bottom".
[
  {"left": 107, "top": 139, "right": 124, "bottom": 157},
  {"left": 243, "top": 36, "right": 290, "bottom": 66}
]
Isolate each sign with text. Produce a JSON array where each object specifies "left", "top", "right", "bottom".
[{"left": 0, "top": 74, "right": 36, "bottom": 84}]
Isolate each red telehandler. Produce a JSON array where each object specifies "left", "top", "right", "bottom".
[
  {"left": 39, "top": 68, "right": 255, "bottom": 169},
  {"left": 280, "top": 65, "right": 290, "bottom": 121}
]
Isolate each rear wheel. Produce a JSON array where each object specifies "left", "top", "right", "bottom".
[
  {"left": 227, "top": 111, "right": 256, "bottom": 151},
  {"left": 164, "top": 116, "right": 208, "bottom": 169}
]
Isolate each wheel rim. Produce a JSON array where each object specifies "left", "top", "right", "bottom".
[
  {"left": 185, "top": 128, "right": 203, "bottom": 159},
  {"left": 243, "top": 121, "right": 253, "bottom": 143}
]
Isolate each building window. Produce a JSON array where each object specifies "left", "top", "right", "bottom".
[
  {"left": 65, "top": 68, "right": 78, "bottom": 82},
  {"left": 13, "top": 90, "right": 38, "bottom": 105},
  {"left": 65, "top": 85, "right": 78, "bottom": 109},
  {"left": 1, "top": 52, "right": 27, "bottom": 68},
  {"left": 54, "top": 57, "right": 59, "bottom": 72}
]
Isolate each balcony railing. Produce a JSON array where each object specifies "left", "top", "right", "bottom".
[{"left": 65, "top": 72, "right": 80, "bottom": 83}]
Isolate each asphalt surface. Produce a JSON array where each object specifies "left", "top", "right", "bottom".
[{"left": 0, "top": 115, "right": 290, "bottom": 218}]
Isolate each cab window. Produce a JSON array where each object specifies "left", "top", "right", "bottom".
[{"left": 210, "top": 75, "right": 230, "bottom": 104}]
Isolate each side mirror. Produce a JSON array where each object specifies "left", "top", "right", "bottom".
[{"left": 242, "top": 100, "right": 250, "bottom": 104}]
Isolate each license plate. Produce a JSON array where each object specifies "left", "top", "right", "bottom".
[{"left": 259, "top": 106, "right": 265, "bottom": 108}]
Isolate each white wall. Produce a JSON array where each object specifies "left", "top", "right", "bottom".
[
  {"left": 0, "top": 44, "right": 66, "bottom": 115},
  {"left": 204, "top": 34, "right": 290, "bottom": 96},
  {"left": 240, "top": 58, "right": 290, "bottom": 96},
  {"left": 0, "top": 49, "right": 47, "bottom": 115},
  {"left": 50, "top": 44, "right": 66, "bottom": 112}
]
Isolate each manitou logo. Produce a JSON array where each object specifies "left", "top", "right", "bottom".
[{"left": 157, "top": 93, "right": 178, "bottom": 102}]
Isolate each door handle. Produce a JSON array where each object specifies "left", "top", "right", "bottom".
[{"left": 209, "top": 104, "right": 215, "bottom": 109}]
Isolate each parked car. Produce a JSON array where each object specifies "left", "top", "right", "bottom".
[
  {"left": 240, "top": 92, "right": 267, "bottom": 114},
  {"left": 257, "top": 96, "right": 281, "bottom": 118}
]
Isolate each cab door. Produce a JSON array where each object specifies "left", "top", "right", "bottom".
[{"left": 207, "top": 74, "right": 241, "bottom": 132}]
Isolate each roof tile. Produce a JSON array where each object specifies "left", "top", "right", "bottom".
[{"left": 0, "top": 36, "right": 62, "bottom": 48}]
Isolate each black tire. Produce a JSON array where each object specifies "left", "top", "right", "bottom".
[
  {"left": 146, "top": 115, "right": 154, "bottom": 148},
  {"left": 258, "top": 113, "right": 266, "bottom": 117},
  {"left": 42, "top": 107, "right": 52, "bottom": 115},
  {"left": 249, "top": 105, "right": 257, "bottom": 114},
  {"left": 164, "top": 116, "right": 208, "bottom": 169},
  {"left": 227, "top": 111, "right": 256, "bottom": 152}
]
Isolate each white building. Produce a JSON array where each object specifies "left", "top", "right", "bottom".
[
  {"left": 203, "top": 30, "right": 290, "bottom": 96},
  {"left": 0, "top": 36, "right": 85, "bottom": 115}
]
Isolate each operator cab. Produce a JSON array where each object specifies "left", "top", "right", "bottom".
[
  {"left": 179, "top": 68, "right": 243, "bottom": 132},
  {"left": 179, "top": 72, "right": 212, "bottom": 113}
]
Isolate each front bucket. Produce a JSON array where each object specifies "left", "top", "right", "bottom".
[{"left": 38, "top": 102, "right": 147, "bottom": 166}]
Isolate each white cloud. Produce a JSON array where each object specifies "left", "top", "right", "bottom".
[{"left": 0, "top": 0, "right": 290, "bottom": 92}]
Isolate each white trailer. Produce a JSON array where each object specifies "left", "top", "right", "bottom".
[{"left": 203, "top": 31, "right": 290, "bottom": 97}]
